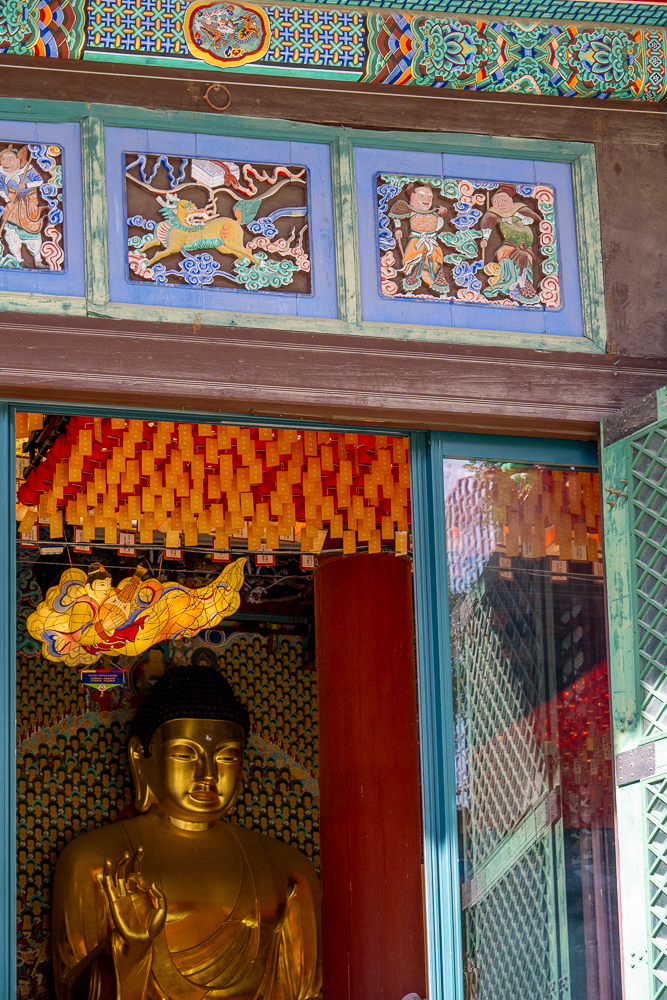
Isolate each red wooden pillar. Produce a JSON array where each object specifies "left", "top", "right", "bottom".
[{"left": 315, "top": 553, "right": 426, "bottom": 1000}]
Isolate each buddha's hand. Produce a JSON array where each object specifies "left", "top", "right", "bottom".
[{"left": 98, "top": 848, "right": 167, "bottom": 951}]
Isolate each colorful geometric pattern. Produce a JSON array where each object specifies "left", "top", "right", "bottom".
[
  {"left": 264, "top": 6, "right": 365, "bottom": 70},
  {"left": 0, "top": 0, "right": 85, "bottom": 57},
  {"left": 82, "top": 0, "right": 667, "bottom": 103},
  {"left": 87, "top": 0, "right": 366, "bottom": 70},
  {"left": 87, "top": 0, "right": 189, "bottom": 54},
  {"left": 364, "top": 12, "right": 667, "bottom": 101},
  {"left": 16, "top": 568, "right": 319, "bottom": 999},
  {"left": 344, "top": 0, "right": 667, "bottom": 24}
]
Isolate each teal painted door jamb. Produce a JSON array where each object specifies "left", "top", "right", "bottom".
[
  {"left": 410, "top": 430, "right": 464, "bottom": 1000},
  {"left": 0, "top": 404, "right": 16, "bottom": 1000}
]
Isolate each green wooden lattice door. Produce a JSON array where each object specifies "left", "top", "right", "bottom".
[{"left": 602, "top": 386, "right": 667, "bottom": 1000}]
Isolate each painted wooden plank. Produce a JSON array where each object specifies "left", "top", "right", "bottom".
[
  {"left": 617, "top": 780, "right": 651, "bottom": 999},
  {"left": 195, "top": 131, "right": 290, "bottom": 164},
  {"left": 603, "top": 434, "right": 640, "bottom": 746},
  {"left": 571, "top": 144, "right": 607, "bottom": 351},
  {"left": 289, "top": 140, "right": 336, "bottom": 321},
  {"left": 0, "top": 98, "right": 598, "bottom": 162},
  {"left": 81, "top": 116, "right": 109, "bottom": 307},
  {"left": 331, "top": 134, "right": 360, "bottom": 325},
  {"left": 0, "top": 290, "right": 608, "bottom": 352},
  {"left": 0, "top": 119, "right": 85, "bottom": 299},
  {"left": 0, "top": 293, "right": 87, "bottom": 315}
]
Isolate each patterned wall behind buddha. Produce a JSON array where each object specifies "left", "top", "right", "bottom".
[{"left": 15, "top": 562, "right": 320, "bottom": 998}]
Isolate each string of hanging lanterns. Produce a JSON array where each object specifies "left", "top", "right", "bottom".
[{"left": 16, "top": 415, "right": 411, "bottom": 556}]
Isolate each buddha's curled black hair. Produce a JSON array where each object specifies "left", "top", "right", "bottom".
[{"left": 129, "top": 665, "right": 250, "bottom": 754}]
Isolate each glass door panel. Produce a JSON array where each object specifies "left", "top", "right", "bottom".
[{"left": 444, "top": 458, "right": 621, "bottom": 1000}]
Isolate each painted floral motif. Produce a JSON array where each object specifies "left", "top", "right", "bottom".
[
  {"left": 566, "top": 29, "right": 638, "bottom": 90},
  {"left": 0, "top": 142, "right": 65, "bottom": 271},
  {"left": 364, "top": 13, "right": 666, "bottom": 102},
  {"left": 412, "top": 17, "right": 500, "bottom": 85},
  {"left": 125, "top": 153, "right": 310, "bottom": 293},
  {"left": 378, "top": 174, "right": 560, "bottom": 310}
]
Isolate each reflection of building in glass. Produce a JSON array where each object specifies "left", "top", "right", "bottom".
[
  {"left": 445, "top": 471, "right": 496, "bottom": 595},
  {"left": 448, "top": 464, "right": 620, "bottom": 1000}
]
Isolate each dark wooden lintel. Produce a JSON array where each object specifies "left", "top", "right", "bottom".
[
  {"left": 0, "top": 54, "right": 663, "bottom": 145},
  {"left": 1, "top": 312, "right": 665, "bottom": 438}
]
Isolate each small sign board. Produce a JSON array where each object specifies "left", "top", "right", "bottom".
[
  {"left": 498, "top": 555, "right": 513, "bottom": 581},
  {"left": 118, "top": 530, "right": 136, "bottom": 556},
  {"left": 80, "top": 668, "right": 125, "bottom": 692},
  {"left": 551, "top": 558, "right": 568, "bottom": 582},
  {"left": 19, "top": 525, "right": 38, "bottom": 548},
  {"left": 73, "top": 527, "right": 92, "bottom": 553},
  {"left": 301, "top": 553, "right": 316, "bottom": 570},
  {"left": 165, "top": 548, "right": 183, "bottom": 560},
  {"left": 40, "top": 543, "right": 63, "bottom": 555},
  {"left": 256, "top": 552, "right": 276, "bottom": 566},
  {"left": 212, "top": 550, "right": 231, "bottom": 563}
]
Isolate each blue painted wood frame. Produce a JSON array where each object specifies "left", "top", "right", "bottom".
[
  {"left": 0, "top": 121, "right": 85, "bottom": 298},
  {"left": 355, "top": 146, "right": 583, "bottom": 338},
  {"left": 105, "top": 127, "right": 338, "bottom": 319},
  {"left": 412, "top": 429, "right": 600, "bottom": 1000}
]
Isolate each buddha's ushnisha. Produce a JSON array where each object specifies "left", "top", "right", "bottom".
[{"left": 53, "top": 665, "right": 322, "bottom": 1000}]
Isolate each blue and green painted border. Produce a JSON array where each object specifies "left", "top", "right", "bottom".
[{"left": 0, "top": 98, "right": 607, "bottom": 353}]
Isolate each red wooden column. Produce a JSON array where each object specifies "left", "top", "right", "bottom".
[{"left": 315, "top": 552, "right": 426, "bottom": 1000}]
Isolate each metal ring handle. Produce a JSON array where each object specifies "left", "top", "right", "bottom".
[{"left": 203, "top": 83, "right": 232, "bottom": 112}]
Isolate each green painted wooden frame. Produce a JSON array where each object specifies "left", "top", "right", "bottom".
[
  {"left": 599, "top": 388, "right": 667, "bottom": 1000},
  {"left": 0, "top": 97, "right": 606, "bottom": 353}
]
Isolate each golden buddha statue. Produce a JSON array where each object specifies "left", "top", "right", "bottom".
[{"left": 53, "top": 666, "right": 322, "bottom": 1000}]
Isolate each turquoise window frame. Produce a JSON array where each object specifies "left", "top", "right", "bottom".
[
  {"left": 0, "top": 97, "right": 606, "bottom": 354},
  {"left": 0, "top": 403, "right": 600, "bottom": 1000},
  {"left": 411, "top": 430, "right": 599, "bottom": 1000}
]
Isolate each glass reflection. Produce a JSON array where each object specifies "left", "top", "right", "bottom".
[{"left": 445, "top": 459, "right": 621, "bottom": 1000}]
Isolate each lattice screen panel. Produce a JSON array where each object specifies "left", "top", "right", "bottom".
[
  {"left": 631, "top": 427, "right": 667, "bottom": 737},
  {"left": 465, "top": 835, "right": 559, "bottom": 1000},
  {"left": 462, "top": 580, "right": 547, "bottom": 869},
  {"left": 646, "top": 775, "right": 667, "bottom": 1000}
]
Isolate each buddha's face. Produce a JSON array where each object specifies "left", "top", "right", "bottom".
[{"left": 129, "top": 718, "right": 244, "bottom": 824}]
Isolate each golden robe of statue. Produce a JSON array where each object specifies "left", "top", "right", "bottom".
[{"left": 52, "top": 668, "right": 322, "bottom": 1000}]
